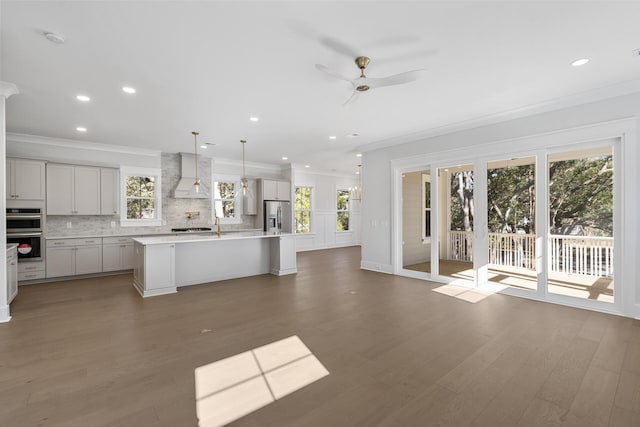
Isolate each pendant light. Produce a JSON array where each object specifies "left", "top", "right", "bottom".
[
  {"left": 351, "top": 164, "right": 362, "bottom": 201},
  {"left": 192, "top": 131, "right": 201, "bottom": 193},
  {"left": 240, "top": 139, "right": 248, "bottom": 195}
]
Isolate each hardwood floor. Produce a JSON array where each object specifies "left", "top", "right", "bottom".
[{"left": 1, "top": 246, "right": 639, "bottom": 426}]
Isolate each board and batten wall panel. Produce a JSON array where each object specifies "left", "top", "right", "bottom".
[{"left": 292, "top": 168, "right": 361, "bottom": 252}]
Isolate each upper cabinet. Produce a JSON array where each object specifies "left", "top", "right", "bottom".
[
  {"left": 47, "top": 164, "right": 101, "bottom": 215},
  {"left": 262, "top": 179, "right": 291, "bottom": 201},
  {"left": 6, "top": 158, "right": 46, "bottom": 201},
  {"left": 100, "top": 168, "right": 119, "bottom": 215}
]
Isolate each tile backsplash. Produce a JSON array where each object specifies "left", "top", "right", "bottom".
[{"left": 45, "top": 153, "right": 257, "bottom": 237}]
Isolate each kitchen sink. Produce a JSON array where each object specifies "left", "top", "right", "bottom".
[{"left": 171, "top": 227, "right": 212, "bottom": 233}]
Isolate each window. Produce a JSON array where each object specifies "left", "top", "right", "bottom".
[
  {"left": 422, "top": 173, "right": 431, "bottom": 242},
  {"left": 294, "top": 186, "right": 312, "bottom": 233},
  {"left": 336, "top": 189, "right": 350, "bottom": 231},
  {"left": 120, "top": 167, "right": 162, "bottom": 226},
  {"left": 212, "top": 175, "right": 242, "bottom": 224}
]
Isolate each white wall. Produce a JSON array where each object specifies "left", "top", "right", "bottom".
[
  {"left": 361, "top": 92, "right": 640, "bottom": 318},
  {"left": 292, "top": 168, "right": 361, "bottom": 252}
]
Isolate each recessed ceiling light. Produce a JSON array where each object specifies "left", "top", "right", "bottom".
[
  {"left": 348, "top": 133, "right": 359, "bottom": 138},
  {"left": 76, "top": 95, "right": 90, "bottom": 102},
  {"left": 571, "top": 58, "right": 589, "bottom": 67},
  {"left": 282, "top": 157, "right": 288, "bottom": 160},
  {"left": 305, "top": 165, "right": 310, "bottom": 168},
  {"left": 44, "top": 31, "right": 65, "bottom": 44},
  {"left": 356, "top": 171, "right": 360, "bottom": 175},
  {"left": 249, "top": 117, "right": 259, "bottom": 122},
  {"left": 76, "top": 127, "right": 87, "bottom": 132},
  {"left": 356, "top": 153, "right": 362, "bottom": 157},
  {"left": 329, "top": 135, "right": 337, "bottom": 140},
  {"left": 200, "top": 145, "right": 207, "bottom": 149},
  {"left": 122, "top": 86, "right": 136, "bottom": 94}
]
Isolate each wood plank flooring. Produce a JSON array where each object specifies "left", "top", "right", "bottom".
[{"left": 0, "top": 246, "right": 639, "bottom": 426}]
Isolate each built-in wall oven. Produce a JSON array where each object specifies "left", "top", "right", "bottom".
[{"left": 6, "top": 208, "right": 43, "bottom": 261}]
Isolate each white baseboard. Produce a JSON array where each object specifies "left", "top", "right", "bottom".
[
  {"left": 296, "top": 243, "right": 360, "bottom": 252},
  {"left": 0, "top": 305, "right": 11, "bottom": 323},
  {"left": 360, "top": 260, "right": 393, "bottom": 274}
]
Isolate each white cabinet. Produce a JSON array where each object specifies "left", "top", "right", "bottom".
[
  {"left": 47, "top": 164, "right": 101, "bottom": 215},
  {"left": 262, "top": 179, "right": 291, "bottom": 201},
  {"left": 102, "top": 236, "right": 134, "bottom": 272},
  {"left": 7, "top": 246, "right": 18, "bottom": 303},
  {"left": 100, "top": 168, "right": 119, "bottom": 215},
  {"left": 46, "top": 238, "right": 103, "bottom": 278},
  {"left": 6, "top": 158, "right": 46, "bottom": 201},
  {"left": 18, "top": 261, "right": 46, "bottom": 281}
]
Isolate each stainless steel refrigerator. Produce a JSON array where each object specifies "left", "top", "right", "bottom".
[{"left": 263, "top": 200, "right": 291, "bottom": 232}]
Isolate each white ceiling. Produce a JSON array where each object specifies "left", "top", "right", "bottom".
[{"left": 2, "top": 1, "right": 640, "bottom": 174}]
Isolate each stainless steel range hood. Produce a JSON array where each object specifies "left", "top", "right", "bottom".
[{"left": 173, "top": 153, "right": 209, "bottom": 199}]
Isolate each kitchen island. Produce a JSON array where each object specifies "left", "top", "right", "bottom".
[{"left": 132, "top": 232, "right": 296, "bottom": 297}]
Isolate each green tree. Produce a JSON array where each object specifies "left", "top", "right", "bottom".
[
  {"left": 549, "top": 155, "right": 612, "bottom": 236},
  {"left": 295, "top": 187, "right": 311, "bottom": 233},
  {"left": 450, "top": 171, "right": 474, "bottom": 231},
  {"left": 126, "top": 176, "right": 155, "bottom": 219},
  {"left": 336, "top": 190, "right": 350, "bottom": 231},
  {"left": 487, "top": 164, "right": 535, "bottom": 234}
]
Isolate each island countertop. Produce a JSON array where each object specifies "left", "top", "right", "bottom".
[{"left": 132, "top": 231, "right": 293, "bottom": 245}]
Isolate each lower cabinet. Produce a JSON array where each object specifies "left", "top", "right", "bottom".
[
  {"left": 102, "top": 237, "right": 134, "bottom": 272},
  {"left": 7, "top": 246, "right": 18, "bottom": 303},
  {"left": 46, "top": 238, "right": 103, "bottom": 278}
]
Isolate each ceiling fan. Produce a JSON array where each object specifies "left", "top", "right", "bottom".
[{"left": 316, "top": 56, "right": 426, "bottom": 105}]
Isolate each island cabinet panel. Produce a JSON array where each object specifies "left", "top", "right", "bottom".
[
  {"left": 270, "top": 235, "right": 297, "bottom": 275},
  {"left": 133, "top": 242, "right": 176, "bottom": 297}
]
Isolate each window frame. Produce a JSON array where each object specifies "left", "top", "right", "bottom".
[
  {"left": 120, "top": 166, "right": 163, "bottom": 227},
  {"left": 336, "top": 187, "right": 351, "bottom": 232},
  {"left": 212, "top": 174, "right": 243, "bottom": 225},
  {"left": 294, "top": 186, "right": 313, "bottom": 234},
  {"left": 422, "top": 173, "right": 431, "bottom": 243}
]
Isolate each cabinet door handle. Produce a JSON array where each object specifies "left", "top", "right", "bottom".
[
  {"left": 9, "top": 262, "right": 16, "bottom": 266},
  {"left": 54, "top": 242, "right": 64, "bottom": 245},
  {"left": 24, "top": 274, "right": 37, "bottom": 278}
]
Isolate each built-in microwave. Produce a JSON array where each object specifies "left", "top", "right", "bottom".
[{"left": 7, "top": 208, "right": 42, "bottom": 232}]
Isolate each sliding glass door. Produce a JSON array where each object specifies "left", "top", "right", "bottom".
[
  {"left": 402, "top": 170, "right": 431, "bottom": 274},
  {"left": 486, "top": 157, "right": 537, "bottom": 290},
  {"left": 547, "top": 147, "right": 614, "bottom": 303}
]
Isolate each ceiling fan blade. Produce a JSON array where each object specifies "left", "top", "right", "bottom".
[
  {"left": 315, "top": 64, "right": 354, "bottom": 83},
  {"left": 319, "top": 36, "right": 360, "bottom": 58},
  {"left": 343, "top": 91, "right": 360, "bottom": 106},
  {"left": 367, "top": 69, "right": 427, "bottom": 90}
]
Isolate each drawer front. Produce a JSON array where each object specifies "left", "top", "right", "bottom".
[
  {"left": 19, "top": 270, "right": 46, "bottom": 281},
  {"left": 103, "top": 236, "right": 134, "bottom": 245},
  {"left": 18, "top": 261, "right": 45, "bottom": 273},
  {"left": 47, "top": 238, "right": 103, "bottom": 248}
]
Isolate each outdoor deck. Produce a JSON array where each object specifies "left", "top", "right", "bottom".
[{"left": 404, "top": 260, "right": 614, "bottom": 303}]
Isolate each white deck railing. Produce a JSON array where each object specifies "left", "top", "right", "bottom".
[
  {"left": 447, "top": 231, "right": 613, "bottom": 278},
  {"left": 488, "top": 232, "right": 536, "bottom": 270},
  {"left": 549, "top": 235, "right": 613, "bottom": 278}
]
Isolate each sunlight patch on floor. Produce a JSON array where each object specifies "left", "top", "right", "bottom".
[
  {"left": 195, "top": 336, "right": 329, "bottom": 427},
  {"left": 432, "top": 283, "right": 507, "bottom": 303}
]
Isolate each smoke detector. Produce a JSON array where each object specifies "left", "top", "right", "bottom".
[{"left": 44, "top": 32, "right": 65, "bottom": 44}]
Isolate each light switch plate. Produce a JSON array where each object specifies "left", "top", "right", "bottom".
[{"left": 66, "top": 222, "right": 72, "bottom": 229}]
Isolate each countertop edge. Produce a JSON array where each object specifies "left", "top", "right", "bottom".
[{"left": 133, "top": 232, "right": 294, "bottom": 245}]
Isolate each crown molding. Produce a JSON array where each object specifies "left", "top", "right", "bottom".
[
  {"left": 212, "top": 157, "right": 283, "bottom": 173},
  {"left": 6, "top": 132, "right": 162, "bottom": 157},
  {"left": 0, "top": 82, "right": 18, "bottom": 98},
  {"left": 292, "top": 164, "right": 358, "bottom": 179},
  {"left": 357, "top": 78, "right": 640, "bottom": 153}
]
